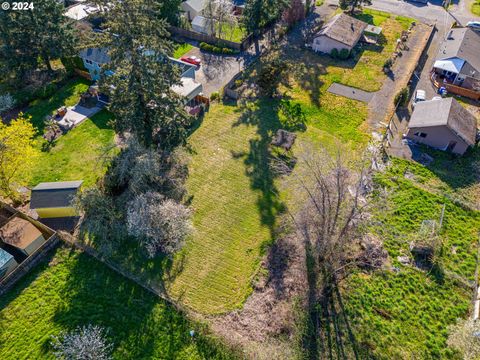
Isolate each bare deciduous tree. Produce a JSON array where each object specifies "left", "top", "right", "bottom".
[
  {"left": 276, "top": 145, "right": 383, "bottom": 359},
  {"left": 51, "top": 325, "right": 112, "bottom": 360},
  {"left": 203, "top": 0, "right": 237, "bottom": 39},
  {"left": 127, "top": 191, "right": 192, "bottom": 257}
]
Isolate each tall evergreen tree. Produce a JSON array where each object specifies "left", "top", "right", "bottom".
[
  {"left": 0, "top": 0, "right": 76, "bottom": 78},
  {"left": 95, "top": 0, "right": 188, "bottom": 149},
  {"left": 242, "top": 0, "right": 290, "bottom": 34},
  {"left": 156, "top": 0, "right": 182, "bottom": 26}
]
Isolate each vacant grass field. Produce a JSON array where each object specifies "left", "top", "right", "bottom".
[
  {"left": 340, "top": 157, "right": 480, "bottom": 359},
  {"left": 30, "top": 110, "right": 116, "bottom": 187},
  {"left": 80, "top": 11, "right": 409, "bottom": 315},
  {"left": 0, "top": 247, "right": 236, "bottom": 360}
]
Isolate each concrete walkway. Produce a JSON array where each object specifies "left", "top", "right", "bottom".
[{"left": 327, "top": 83, "right": 375, "bottom": 102}]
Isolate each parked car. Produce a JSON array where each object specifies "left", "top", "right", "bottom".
[
  {"left": 466, "top": 21, "right": 480, "bottom": 32},
  {"left": 180, "top": 56, "right": 201, "bottom": 66},
  {"left": 412, "top": 89, "right": 426, "bottom": 106}
]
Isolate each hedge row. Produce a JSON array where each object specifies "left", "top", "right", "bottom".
[{"left": 199, "top": 42, "right": 239, "bottom": 55}]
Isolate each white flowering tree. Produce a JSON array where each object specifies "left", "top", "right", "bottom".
[
  {"left": 127, "top": 191, "right": 192, "bottom": 257},
  {"left": 0, "top": 93, "right": 15, "bottom": 113},
  {"left": 51, "top": 325, "right": 113, "bottom": 360}
]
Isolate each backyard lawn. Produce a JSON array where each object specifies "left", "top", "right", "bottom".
[
  {"left": 30, "top": 110, "right": 116, "bottom": 187},
  {"left": 22, "top": 77, "right": 116, "bottom": 187},
  {"left": 0, "top": 247, "right": 236, "bottom": 360}
]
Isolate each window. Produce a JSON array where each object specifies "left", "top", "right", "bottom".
[
  {"left": 85, "top": 59, "right": 93, "bottom": 65},
  {"left": 414, "top": 132, "right": 427, "bottom": 138}
]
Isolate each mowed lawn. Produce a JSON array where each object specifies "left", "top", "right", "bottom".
[
  {"left": 30, "top": 110, "right": 116, "bottom": 187},
  {"left": 23, "top": 77, "right": 116, "bottom": 187},
  {"left": 0, "top": 247, "right": 235, "bottom": 360},
  {"left": 162, "top": 11, "right": 410, "bottom": 313}
]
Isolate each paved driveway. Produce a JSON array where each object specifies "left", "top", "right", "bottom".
[{"left": 184, "top": 47, "right": 244, "bottom": 96}]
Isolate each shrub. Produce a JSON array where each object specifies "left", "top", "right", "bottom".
[
  {"left": 51, "top": 325, "right": 112, "bottom": 360},
  {"left": 34, "top": 83, "right": 57, "bottom": 99},
  {"left": 257, "top": 57, "right": 289, "bottom": 97},
  {"left": 210, "top": 92, "right": 220, "bottom": 101},
  {"left": 338, "top": 48, "right": 350, "bottom": 60},
  {"left": 330, "top": 48, "right": 339, "bottom": 59},
  {"left": 0, "top": 93, "right": 15, "bottom": 113},
  {"left": 199, "top": 42, "right": 239, "bottom": 55},
  {"left": 383, "top": 58, "right": 393, "bottom": 70},
  {"left": 127, "top": 192, "right": 192, "bottom": 257},
  {"left": 394, "top": 87, "right": 410, "bottom": 107}
]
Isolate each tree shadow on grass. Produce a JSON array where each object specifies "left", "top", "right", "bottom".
[
  {"left": 50, "top": 247, "right": 228, "bottom": 359},
  {"left": 417, "top": 145, "right": 480, "bottom": 193},
  {"left": 231, "top": 98, "right": 286, "bottom": 239}
]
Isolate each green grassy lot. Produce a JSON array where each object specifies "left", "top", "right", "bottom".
[
  {"left": 30, "top": 110, "right": 116, "bottom": 187},
  {"left": 341, "top": 157, "right": 480, "bottom": 359},
  {"left": 174, "top": 43, "right": 194, "bottom": 59},
  {"left": 0, "top": 247, "right": 236, "bottom": 360}
]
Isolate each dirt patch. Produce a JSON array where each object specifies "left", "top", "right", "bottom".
[{"left": 211, "top": 234, "right": 307, "bottom": 359}]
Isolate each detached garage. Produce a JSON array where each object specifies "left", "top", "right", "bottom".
[{"left": 0, "top": 216, "right": 46, "bottom": 257}]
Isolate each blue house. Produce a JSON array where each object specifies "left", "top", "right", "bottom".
[
  {"left": 79, "top": 48, "right": 111, "bottom": 81},
  {"left": 78, "top": 48, "right": 203, "bottom": 101}
]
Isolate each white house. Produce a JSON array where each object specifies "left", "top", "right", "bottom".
[
  {"left": 312, "top": 13, "right": 367, "bottom": 54},
  {"left": 181, "top": 0, "right": 206, "bottom": 21}
]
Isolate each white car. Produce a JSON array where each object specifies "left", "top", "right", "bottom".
[
  {"left": 412, "top": 89, "right": 426, "bottom": 106},
  {"left": 466, "top": 21, "right": 480, "bottom": 32}
]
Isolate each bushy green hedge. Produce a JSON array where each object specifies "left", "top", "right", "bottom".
[
  {"left": 199, "top": 42, "right": 239, "bottom": 55},
  {"left": 330, "top": 48, "right": 350, "bottom": 60}
]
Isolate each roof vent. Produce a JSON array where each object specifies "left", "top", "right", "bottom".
[
  {"left": 447, "top": 30, "right": 454, "bottom": 40},
  {"left": 351, "top": 23, "right": 354, "bottom": 31}
]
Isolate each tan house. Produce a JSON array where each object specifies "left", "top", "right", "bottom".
[
  {"left": 0, "top": 216, "right": 46, "bottom": 257},
  {"left": 406, "top": 98, "right": 477, "bottom": 155},
  {"left": 312, "top": 13, "right": 368, "bottom": 54},
  {"left": 431, "top": 28, "right": 480, "bottom": 100}
]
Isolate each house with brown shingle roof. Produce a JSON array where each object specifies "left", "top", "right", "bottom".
[
  {"left": 406, "top": 98, "right": 478, "bottom": 155},
  {"left": 312, "top": 13, "right": 368, "bottom": 54}
]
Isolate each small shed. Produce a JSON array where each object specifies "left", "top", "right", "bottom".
[
  {"left": 0, "top": 216, "right": 46, "bottom": 257},
  {"left": 0, "top": 248, "right": 18, "bottom": 280},
  {"left": 192, "top": 15, "right": 214, "bottom": 36}
]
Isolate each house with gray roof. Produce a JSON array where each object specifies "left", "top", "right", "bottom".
[
  {"left": 406, "top": 98, "right": 478, "bottom": 155},
  {"left": 181, "top": 0, "right": 206, "bottom": 21},
  {"left": 431, "top": 28, "right": 480, "bottom": 100},
  {"left": 312, "top": 13, "right": 368, "bottom": 54}
]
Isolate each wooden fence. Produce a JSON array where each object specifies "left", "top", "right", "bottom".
[{"left": 169, "top": 26, "right": 253, "bottom": 51}]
